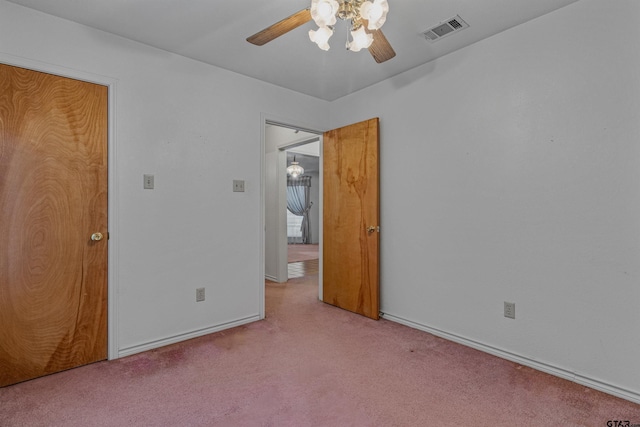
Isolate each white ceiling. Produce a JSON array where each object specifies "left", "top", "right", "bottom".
[{"left": 7, "top": 0, "right": 580, "bottom": 101}]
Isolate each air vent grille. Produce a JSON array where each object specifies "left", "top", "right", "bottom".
[
  {"left": 422, "top": 15, "right": 469, "bottom": 42},
  {"left": 448, "top": 18, "right": 463, "bottom": 29}
]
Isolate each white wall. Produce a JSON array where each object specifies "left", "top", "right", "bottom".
[
  {"left": 329, "top": 0, "right": 640, "bottom": 401},
  {"left": 0, "top": 1, "right": 330, "bottom": 355},
  {"left": 307, "top": 170, "right": 320, "bottom": 245},
  {"left": 264, "top": 150, "right": 282, "bottom": 281}
]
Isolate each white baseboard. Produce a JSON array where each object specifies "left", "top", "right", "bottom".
[
  {"left": 265, "top": 274, "right": 277, "bottom": 282},
  {"left": 117, "top": 314, "right": 261, "bottom": 358},
  {"left": 382, "top": 313, "right": 640, "bottom": 405}
]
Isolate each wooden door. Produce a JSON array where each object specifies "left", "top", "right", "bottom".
[
  {"left": 323, "top": 118, "right": 379, "bottom": 320},
  {"left": 0, "top": 64, "right": 108, "bottom": 387}
]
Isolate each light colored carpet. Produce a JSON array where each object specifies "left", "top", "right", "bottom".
[{"left": 1, "top": 274, "right": 638, "bottom": 426}]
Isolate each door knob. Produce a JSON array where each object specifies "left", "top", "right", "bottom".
[
  {"left": 367, "top": 226, "right": 377, "bottom": 234},
  {"left": 91, "top": 232, "right": 103, "bottom": 241}
]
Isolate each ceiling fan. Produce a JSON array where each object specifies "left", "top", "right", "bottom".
[{"left": 247, "top": 0, "right": 396, "bottom": 64}]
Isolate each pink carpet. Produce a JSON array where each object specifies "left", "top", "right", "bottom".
[
  {"left": 287, "top": 244, "right": 319, "bottom": 263},
  {"left": 1, "top": 274, "right": 638, "bottom": 426}
]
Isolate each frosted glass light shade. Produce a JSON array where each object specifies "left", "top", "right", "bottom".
[
  {"left": 287, "top": 158, "right": 305, "bottom": 178},
  {"left": 310, "top": 0, "right": 339, "bottom": 27},
  {"left": 348, "top": 26, "right": 373, "bottom": 52},
  {"left": 359, "top": 0, "right": 389, "bottom": 30},
  {"left": 309, "top": 26, "right": 333, "bottom": 51}
]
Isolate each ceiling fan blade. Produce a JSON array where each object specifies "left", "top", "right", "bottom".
[
  {"left": 368, "top": 28, "right": 396, "bottom": 63},
  {"left": 247, "top": 8, "right": 312, "bottom": 46}
]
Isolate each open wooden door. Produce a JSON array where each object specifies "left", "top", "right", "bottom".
[
  {"left": 323, "top": 118, "right": 379, "bottom": 320},
  {"left": 0, "top": 64, "right": 108, "bottom": 386}
]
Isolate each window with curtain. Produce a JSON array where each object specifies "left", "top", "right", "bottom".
[
  {"left": 287, "top": 176, "right": 312, "bottom": 244},
  {"left": 287, "top": 210, "right": 303, "bottom": 243}
]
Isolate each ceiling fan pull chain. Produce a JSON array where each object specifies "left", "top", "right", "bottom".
[{"left": 345, "top": 22, "right": 351, "bottom": 50}]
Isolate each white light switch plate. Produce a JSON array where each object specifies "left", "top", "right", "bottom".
[
  {"left": 233, "top": 180, "right": 245, "bottom": 192},
  {"left": 143, "top": 174, "right": 154, "bottom": 189}
]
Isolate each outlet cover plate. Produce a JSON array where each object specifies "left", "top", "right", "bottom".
[
  {"left": 504, "top": 301, "right": 515, "bottom": 319},
  {"left": 233, "top": 180, "right": 245, "bottom": 192},
  {"left": 196, "top": 287, "right": 205, "bottom": 302},
  {"left": 143, "top": 174, "right": 154, "bottom": 189}
]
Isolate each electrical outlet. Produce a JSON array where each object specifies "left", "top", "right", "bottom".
[
  {"left": 196, "top": 287, "right": 205, "bottom": 302},
  {"left": 233, "top": 180, "right": 245, "bottom": 192},
  {"left": 504, "top": 301, "right": 515, "bottom": 319},
  {"left": 143, "top": 174, "right": 154, "bottom": 189}
]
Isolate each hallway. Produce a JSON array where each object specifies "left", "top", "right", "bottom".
[{"left": 287, "top": 243, "right": 319, "bottom": 279}]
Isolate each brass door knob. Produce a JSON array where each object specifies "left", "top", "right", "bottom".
[
  {"left": 91, "top": 232, "right": 103, "bottom": 241},
  {"left": 367, "top": 226, "right": 376, "bottom": 234}
]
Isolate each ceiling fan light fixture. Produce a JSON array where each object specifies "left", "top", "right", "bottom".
[
  {"left": 287, "top": 156, "right": 305, "bottom": 178},
  {"left": 310, "top": 0, "right": 339, "bottom": 27},
  {"left": 360, "top": 0, "right": 389, "bottom": 30},
  {"left": 247, "top": 1, "right": 395, "bottom": 63},
  {"left": 309, "top": 26, "right": 334, "bottom": 51},
  {"left": 348, "top": 25, "right": 373, "bottom": 52},
  {"left": 307, "top": 0, "right": 390, "bottom": 54}
]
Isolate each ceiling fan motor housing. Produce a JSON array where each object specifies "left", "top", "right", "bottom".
[{"left": 338, "top": 1, "right": 360, "bottom": 21}]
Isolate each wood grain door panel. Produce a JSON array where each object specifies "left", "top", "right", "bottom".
[
  {"left": 0, "top": 64, "right": 108, "bottom": 386},
  {"left": 323, "top": 118, "right": 379, "bottom": 320}
]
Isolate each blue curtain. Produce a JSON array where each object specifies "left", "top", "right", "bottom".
[{"left": 287, "top": 176, "right": 312, "bottom": 244}]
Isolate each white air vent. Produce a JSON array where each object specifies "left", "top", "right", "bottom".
[{"left": 422, "top": 15, "right": 469, "bottom": 42}]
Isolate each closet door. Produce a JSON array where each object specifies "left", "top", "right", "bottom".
[{"left": 0, "top": 64, "right": 108, "bottom": 386}]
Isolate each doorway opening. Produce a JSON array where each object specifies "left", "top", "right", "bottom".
[
  {"left": 263, "top": 120, "right": 323, "bottom": 310},
  {"left": 262, "top": 117, "right": 380, "bottom": 321},
  {"left": 285, "top": 143, "right": 320, "bottom": 279}
]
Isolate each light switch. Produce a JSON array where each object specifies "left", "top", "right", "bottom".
[
  {"left": 233, "top": 180, "right": 245, "bottom": 192},
  {"left": 144, "top": 174, "right": 154, "bottom": 189}
]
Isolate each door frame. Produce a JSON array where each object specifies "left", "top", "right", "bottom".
[
  {"left": 0, "top": 53, "right": 119, "bottom": 360},
  {"left": 260, "top": 114, "right": 325, "bottom": 318}
]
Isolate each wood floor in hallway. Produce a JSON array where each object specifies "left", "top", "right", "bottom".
[
  {"left": 287, "top": 243, "right": 318, "bottom": 263},
  {"left": 287, "top": 259, "right": 319, "bottom": 279}
]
